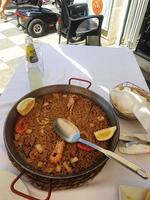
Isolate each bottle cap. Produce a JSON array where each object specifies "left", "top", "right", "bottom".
[{"left": 25, "top": 36, "right": 33, "bottom": 45}]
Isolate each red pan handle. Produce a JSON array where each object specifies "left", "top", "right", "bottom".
[
  {"left": 69, "top": 78, "right": 92, "bottom": 89},
  {"left": 10, "top": 171, "right": 52, "bottom": 200}
]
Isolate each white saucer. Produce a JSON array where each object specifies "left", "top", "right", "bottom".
[{"left": 0, "top": 170, "right": 29, "bottom": 200}]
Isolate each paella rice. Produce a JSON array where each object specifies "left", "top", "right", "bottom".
[{"left": 14, "top": 93, "right": 110, "bottom": 175}]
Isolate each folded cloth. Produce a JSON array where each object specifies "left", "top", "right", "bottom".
[
  {"left": 120, "top": 132, "right": 150, "bottom": 142},
  {"left": 118, "top": 141, "right": 150, "bottom": 154},
  {"left": 119, "top": 132, "right": 150, "bottom": 154}
]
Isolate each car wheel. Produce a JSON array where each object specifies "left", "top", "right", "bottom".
[{"left": 27, "top": 19, "right": 47, "bottom": 38}]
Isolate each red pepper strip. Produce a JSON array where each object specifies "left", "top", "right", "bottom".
[
  {"left": 77, "top": 143, "right": 93, "bottom": 152},
  {"left": 15, "top": 117, "right": 27, "bottom": 134}
]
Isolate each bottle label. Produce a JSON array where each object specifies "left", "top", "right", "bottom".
[{"left": 26, "top": 44, "right": 38, "bottom": 63}]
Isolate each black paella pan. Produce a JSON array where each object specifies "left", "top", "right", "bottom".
[{"left": 3, "top": 78, "right": 120, "bottom": 200}]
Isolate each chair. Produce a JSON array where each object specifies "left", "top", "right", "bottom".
[{"left": 56, "top": 0, "right": 104, "bottom": 45}]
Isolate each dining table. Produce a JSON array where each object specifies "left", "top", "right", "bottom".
[{"left": 0, "top": 43, "right": 150, "bottom": 200}]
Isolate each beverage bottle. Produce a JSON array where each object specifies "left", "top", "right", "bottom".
[{"left": 25, "top": 36, "right": 43, "bottom": 91}]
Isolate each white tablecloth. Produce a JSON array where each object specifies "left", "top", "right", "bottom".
[{"left": 0, "top": 44, "right": 150, "bottom": 200}]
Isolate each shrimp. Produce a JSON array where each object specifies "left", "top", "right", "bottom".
[
  {"left": 67, "top": 96, "right": 75, "bottom": 109},
  {"left": 50, "top": 141, "right": 65, "bottom": 164}
]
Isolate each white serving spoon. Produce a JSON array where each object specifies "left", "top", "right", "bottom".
[{"left": 54, "top": 118, "right": 148, "bottom": 179}]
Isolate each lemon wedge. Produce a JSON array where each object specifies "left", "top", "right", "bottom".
[
  {"left": 94, "top": 126, "right": 117, "bottom": 141},
  {"left": 17, "top": 97, "right": 35, "bottom": 116}
]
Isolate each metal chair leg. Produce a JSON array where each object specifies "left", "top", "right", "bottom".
[
  {"left": 67, "top": 36, "right": 69, "bottom": 44},
  {"left": 98, "top": 36, "right": 101, "bottom": 46},
  {"left": 85, "top": 36, "right": 88, "bottom": 45},
  {"left": 59, "top": 33, "right": 61, "bottom": 44}
]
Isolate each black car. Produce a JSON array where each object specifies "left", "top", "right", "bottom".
[{"left": 16, "top": 1, "right": 58, "bottom": 37}]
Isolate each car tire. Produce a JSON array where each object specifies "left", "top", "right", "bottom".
[{"left": 27, "top": 19, "right": 47, "bottom": 38}]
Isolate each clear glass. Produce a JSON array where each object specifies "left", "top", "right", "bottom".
[
  {"left": 34, "top": 40, "right": 44, "bottom": 75},
  {"left": 27, "top": 62, "right": 43, "bottom": 91},
  {"left": 33, "top": 41, "right": 65, "bottom": 85}
]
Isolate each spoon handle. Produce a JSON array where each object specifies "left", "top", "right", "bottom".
[{"left": 78, "top": 138, "right": 148, "bottom": 179}]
